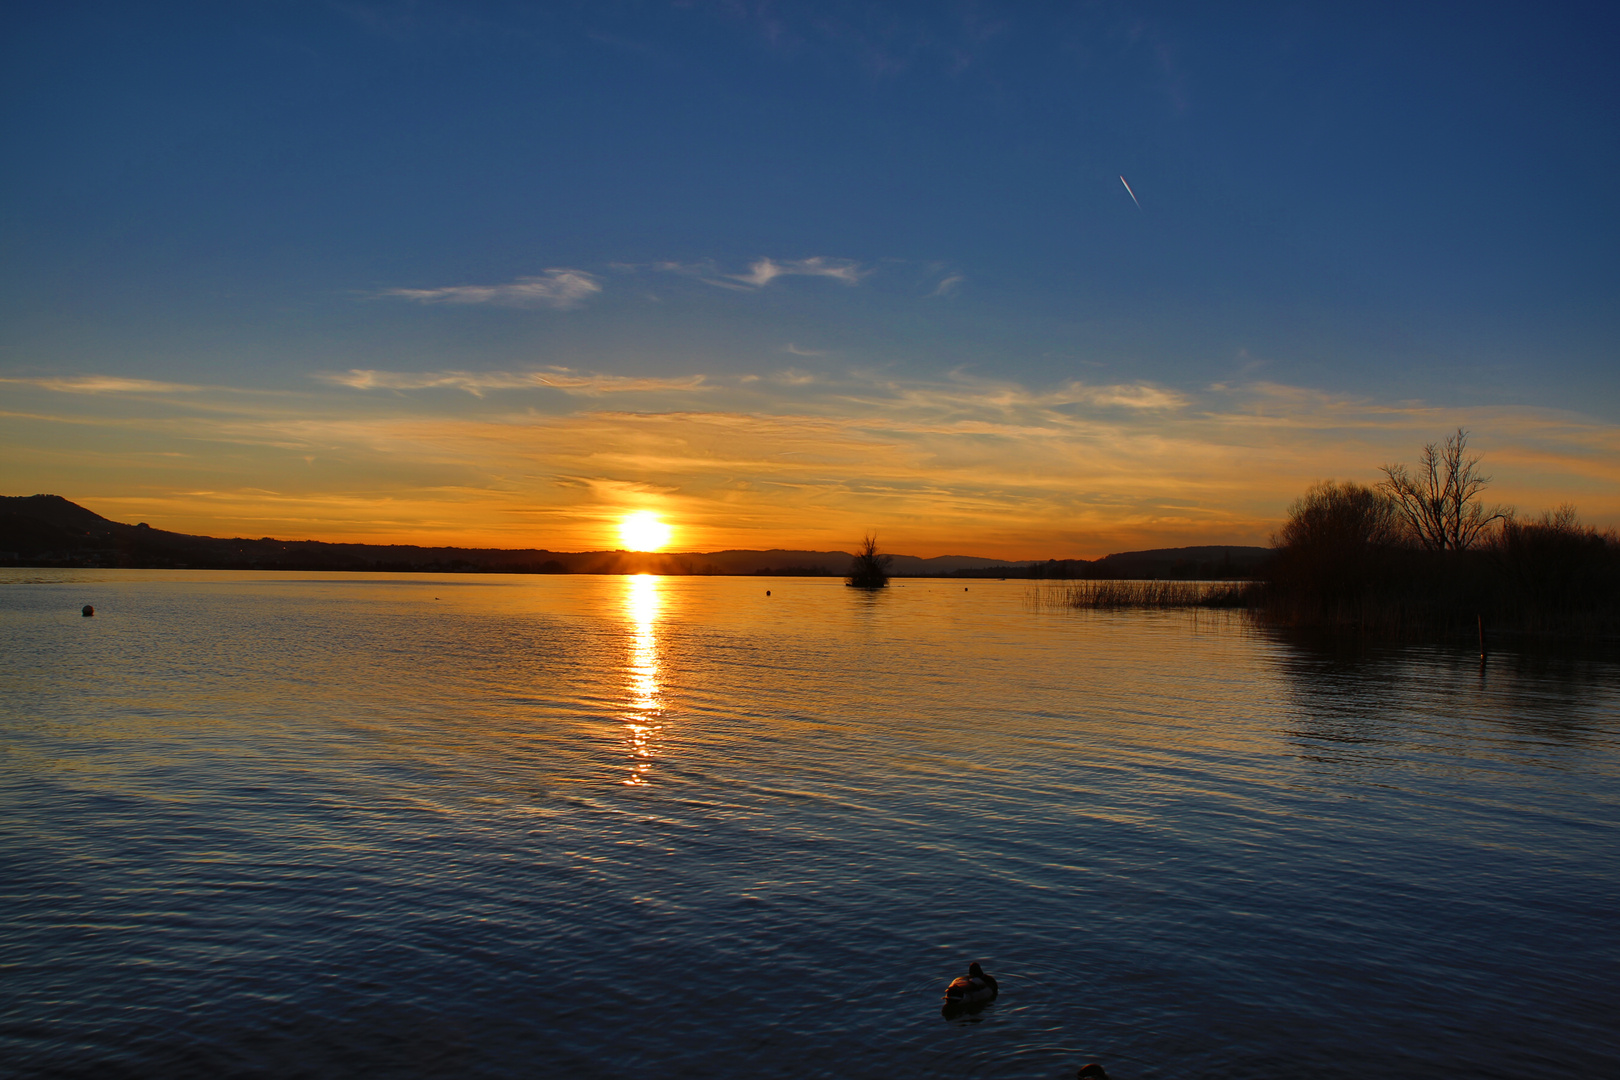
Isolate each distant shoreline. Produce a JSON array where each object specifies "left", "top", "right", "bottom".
[{"left": 1, "top": 495, "right": 1267, "bottom": 581}]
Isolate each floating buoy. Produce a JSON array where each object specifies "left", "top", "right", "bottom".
[{"left": 81, "top": 605, "right": 94, "bottom": 617}]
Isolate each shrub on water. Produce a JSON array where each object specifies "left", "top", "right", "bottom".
[{"left": 847, "top": 534, "right": 892, "bottom": 589}]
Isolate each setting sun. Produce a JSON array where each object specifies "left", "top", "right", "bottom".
[{"left": 618, "top": 511, "right": 673, "bottom": 552}]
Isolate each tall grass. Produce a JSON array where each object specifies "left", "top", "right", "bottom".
[{"left": 1048, "top": 580, "right": 1252, "bottom": 609}]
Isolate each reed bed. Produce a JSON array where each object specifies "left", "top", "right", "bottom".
[{"left": 1045, "top": 580, "right": 1252, "bottom": 609}]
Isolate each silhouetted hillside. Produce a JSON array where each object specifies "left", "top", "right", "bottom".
[
  {"left": 0, "top": 495, "right": 1267, "bottom": 578},
  {"left": 949, "top": 545, "right": 1269, "bottom": 580},
  {"left": 0, "top": 496, "right": 1022, "bottom": 575},
  {"left": 1095, "top": 545, "right": 1270, "bottom": 579}
]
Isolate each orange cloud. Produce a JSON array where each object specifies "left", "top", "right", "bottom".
[{"left": 3, "top": 370, "right": 1614, "bottom": 557}]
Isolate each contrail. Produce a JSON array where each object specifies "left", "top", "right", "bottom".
[{"left": 1120, "top": 175, "right": 1141, "bottom": 209}]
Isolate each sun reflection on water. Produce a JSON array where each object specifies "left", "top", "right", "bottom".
[{"left": 621, "top": 574, "right": 664, "bottom": 785}]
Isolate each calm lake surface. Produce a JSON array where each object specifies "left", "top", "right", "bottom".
[{"left": 3, "top": 571, "right": 1617, "bottom": 1079}]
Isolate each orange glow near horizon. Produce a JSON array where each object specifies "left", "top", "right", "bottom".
[
  {"left": 6, "top": 370, "right": 1617, "bottom": 559},
  {"left": 618, "top": 511, "right": 673, "bottom": 552}
]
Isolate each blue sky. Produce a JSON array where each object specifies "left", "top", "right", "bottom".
[{"left": 3, "top": 2, "right": 1616, "bottom": 554}]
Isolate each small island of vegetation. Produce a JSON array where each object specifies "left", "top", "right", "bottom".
[
  {"left": 846, "top": 534, "right": 892, "bottom": 589},
  {"left": 1259, "top": 430, "right": 1618, "bottom": 639},
  {"left": 1062, "top": 429, "right": 1620, "bottom": 642}
]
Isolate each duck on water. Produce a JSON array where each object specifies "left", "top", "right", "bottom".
[
  {"left": 941, "top": 961, "right": 998, "bottom": 1014},
  {"left": 938, "top": 964, "right": 1113, "bottom": 1078}
]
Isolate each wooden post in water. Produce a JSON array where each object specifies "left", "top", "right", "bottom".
[{"left": 1478, "top": 613, "right": 1487, "bottom": 663}]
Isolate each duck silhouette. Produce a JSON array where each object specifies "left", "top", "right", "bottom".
[{"left": 941, "top": 961, "right": 999, "bottom": 1016}]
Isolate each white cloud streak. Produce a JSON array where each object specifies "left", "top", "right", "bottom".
[
  {"left": 727, "top": 256, "right": 868, "bottom": 288},
  {"left": 0, "top": 375, "right": 206, "bottom": 394},
  {"left": 314, "top": 366, "right": 1184, "bottom": 413},
  {"left": 382, "top": 269, "right": 601, "bottom": 309},
  {"left": 625, "top": 257, "right": 870, "bottom": 291},
  {"left": 317, "top": 367, "right": 708, "bottom": 397}
]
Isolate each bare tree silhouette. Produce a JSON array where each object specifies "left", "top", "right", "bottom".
[
  {"left": 1379, "top": 428, "right": 1505, "bottom": 551},
  {"left": 846, "top": 533, "right": 892, "bottom": 589}
]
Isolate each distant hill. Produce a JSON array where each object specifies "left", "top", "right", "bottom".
[
  {"left": 946, "top": 545, "right": 1269, "bottom": 580},
  {"left": 1096, "top": 545, "right": 1271, "bottom": 579},
  {"left": 0, "top": 495, "right": 1266, "bottom": 578}
]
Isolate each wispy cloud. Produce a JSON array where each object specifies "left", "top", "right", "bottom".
[
  {"left": 317, "top": 367, "right": 708, "bottom": 397},
  {"left": 625, "top": 257, "right": 870, "bottom": 291},
  {"left": 727, "top": 256, "right": 867, "bottom": 288},
  {"left": 832, "top": 374, "right": 1187, "bottom": 420},
  {"left": 1077, "top": 383, "right": 1185, "bottom": 410},
  {"left": 929, "top": 273, "right": 965, "bottom": 297},
  {"left": 0, "top": 375, "right": 204, "bottom": 394},
  {"left": 610, "top": 260, "right": 710, "bottom": 276},
  {"left": 381, "top": 269, "right": 601, "bottom": 309}
]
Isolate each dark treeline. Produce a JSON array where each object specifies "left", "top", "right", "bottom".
[{"left": 1256, "top": 431, "right": 1620, "bottom": 639}]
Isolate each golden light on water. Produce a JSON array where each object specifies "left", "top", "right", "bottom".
[
  {"left": 618, "top": 511, "right": 672, "bottom": 552},
  {"left": 621, "top": 574, "right": 663, "bottom": 786}
]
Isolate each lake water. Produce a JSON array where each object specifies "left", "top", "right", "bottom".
[{"left": 3, "top": 571, "right": 1617, "bottom": 1079}]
